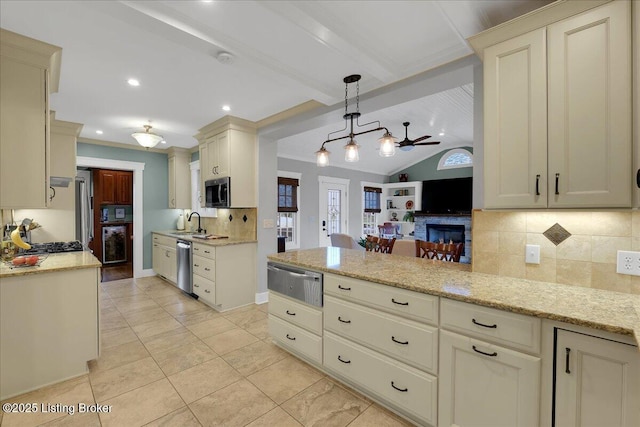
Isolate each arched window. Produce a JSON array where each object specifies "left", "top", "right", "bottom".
[{"left": 437, "top": 149, "right": 473, "bottom": 170}]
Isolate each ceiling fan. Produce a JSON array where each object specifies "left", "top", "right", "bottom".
[{"left": 396, "top": 122, "right": 440, "bottom": 151}]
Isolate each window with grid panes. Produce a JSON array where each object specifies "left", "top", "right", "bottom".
[
  {"left": 277, "top": 177, "right": 299, "bottom": 244},
  {"left": 363, "top": 186, "right": 381, "bottom": 236}
]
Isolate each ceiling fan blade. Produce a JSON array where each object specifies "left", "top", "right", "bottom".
[
  {"left": 411, "top": 135, "right": 432, "bottom": 143},
  {"left": 413, "top": 141, "right": 441, "bottom": 146}
]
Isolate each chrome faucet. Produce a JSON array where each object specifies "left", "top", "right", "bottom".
[{"left": 187, "top": 212, "right": 204, "bottom": 234}]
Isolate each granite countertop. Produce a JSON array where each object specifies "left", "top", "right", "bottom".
[
  {"left": 268, "top": 247, "right": 640, "bottom": 346},
  {"left": 154, "top": 231, "right": 257, "bottom": 247},
  {"left": 0, "top": 251, "right": 102, "bottom": 278}
]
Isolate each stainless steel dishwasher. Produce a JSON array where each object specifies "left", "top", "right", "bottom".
[
  {"left": 176, "top": 239, "right": 193, "bottom": 293},
  {"left": 267, "top": 262, "right": 323, "bottom": 307}
]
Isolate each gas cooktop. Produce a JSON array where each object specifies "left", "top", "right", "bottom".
[{"left": 22, "top": 241, "right": 85, "bottom": 255}]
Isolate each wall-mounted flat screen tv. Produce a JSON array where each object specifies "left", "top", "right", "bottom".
[{"left": 420, "top": 177, "right": 472, "bottom": 214}]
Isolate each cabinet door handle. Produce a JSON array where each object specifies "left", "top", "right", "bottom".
[
  {"left": 338, "top": 316, "right": 351, "bottom": 324},
  {"left": 194, "top": 264, "right": 200, "bottom": 267},
  {"left": 337, "top": 355, "right": 351, "bottom": 364},
  {"left": 391, "top": 336, "right": 409, "bottom": 345},
  {"left": 286, "top": 310, "right": 296, "bottom": 316},
  {"left": 204, "top": 289, "right": 211, "bottom": 294},
  {"left": 338, "top": 285, "right": 351, "bottom": 291},
  {"left": 472, "top": 345, "right": 497, "bottom": 357},
  {"left": 391, "top": 381, "right": 408, "bottom": 392},
  {"left": 472, "top": 318, "right": 497, "bottom": 329},
  {"left": 565, "top": 347, "right": 571, "bottom": 374},
  {"left": 555, "top": 173, "right": 560, "bottom": 195},
  {"left": 636, "top": 169, "right": 640, "bottom": 188},
  {"left": 286, "top": 334, "right": 296, "bottom": 341},
  {"left": 194, "top": 284, "right": 200, "bottom": 288},
  {"left": 391, "top": 298, "right": 409, "bottom": 306},
  {"left": 535, "top": 174, "right": 540, "bottom": 196}
]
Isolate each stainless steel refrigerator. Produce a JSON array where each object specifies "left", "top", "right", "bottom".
[{"left": 75, "top": 171, "right": 93, "bottom": 249}]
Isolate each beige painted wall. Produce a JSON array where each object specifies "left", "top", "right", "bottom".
[{"left": 472, "top": 210, "right": 640, "bottom": 295}]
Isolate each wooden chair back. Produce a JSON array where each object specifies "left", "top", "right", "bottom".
[
  {"left": 415, "top": 240, "right": 464, "bottom": 262},
  {"left": 365, "top": 235, "right": 396, "bottom": 254}
]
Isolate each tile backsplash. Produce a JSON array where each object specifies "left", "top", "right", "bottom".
[
  {"left": 472, "top": 210, "right": 640, "bottom": 295},
  {"left": 196, "top": 208, "right": 257, "bottom": 240}
]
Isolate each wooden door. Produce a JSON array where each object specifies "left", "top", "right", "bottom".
[
  {"left": 555, "top": 329, "right": 640, "bottom": 427},
  {"left": 439, "top": 330, "right": 540, "bottom": 427},
  {"left": 483, "top": 28, "right": 547, "bottom": 208},
  {"left": 547, "top": 1, "right": 631, "bottom": 207}
]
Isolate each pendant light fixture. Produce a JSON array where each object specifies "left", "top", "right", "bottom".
[
  {"left": 316, "top": 74, "right": 396, "bottom": 167},
  {"left": 132, "top": 124, "right": 164, "bottom": 148}
]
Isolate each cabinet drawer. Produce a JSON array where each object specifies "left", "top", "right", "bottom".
[
  {"left": 441, "top": 298, "right": 541, "bottom": 353},
  {"left": 193, "top": 255, "right": 215, "bottom": 280},
  {"left": 324, "top": 295, "right": 437, "bottom": 373},
  {"left": 324, "top": 274, "right": 438, "bottom": 324},
  {"left": 193, "top": 275, "right": 215, "bottom": 305},
  {"left": 269, "top": 292, "right": 322, "bottom": 335},
  {"left": 268, "top": 315, "right": 322, "bottom": 365},
  {"left": 192, "top": 242, "right": 215, "bottom": 259},
  {"left": 324, "top": 331, "right": 437, "bottom": 426},
  {"left": 152, "top": 233, "right": 175, "bottom": 248}
]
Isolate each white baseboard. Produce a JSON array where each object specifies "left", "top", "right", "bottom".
[
  {"left": 137, "top": 268, "right": 157, "bottom": 278},
  {"left": 255, "top": 291, "right": 269, "bottom": 305}
]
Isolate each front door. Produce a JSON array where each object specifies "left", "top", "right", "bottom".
[{"left": 318, "top": 176, "right": 349, "bottom": 247}]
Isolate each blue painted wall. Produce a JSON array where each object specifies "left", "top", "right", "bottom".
[
  {"left": 389, "top": 147, "right": 473, "bottom": 183},
  {"left": 77, "top": 142, "right": 179, "bottom": 269}
]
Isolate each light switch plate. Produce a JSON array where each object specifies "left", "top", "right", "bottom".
[
  {"left": 263, "top": 219, "right": 274, "bottom": 229},
  {"left": 525, "top": 244, "right": 540, "bottom": 264},
  {"left": 616, "top": 250, "right": 640, "bottom": 276}
]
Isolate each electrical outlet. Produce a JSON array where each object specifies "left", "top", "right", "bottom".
[{"left": 616, "top": 250, "right": 640, "bottom": 276}]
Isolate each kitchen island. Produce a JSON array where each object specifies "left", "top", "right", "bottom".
[
  {"left": 267, "top": 247, "right": 640, "bottom": 427},
  {"left": 0, "top": 251, "right": 101, "bottom": 400}
]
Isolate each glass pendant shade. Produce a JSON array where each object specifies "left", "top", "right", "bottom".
[
  {"left": 316, "top": 147, "right": 330, "bottom": 167},
  {"left": 344, "top": 139, "right": 359, "bottom": 162},
  {"left": 378, "top": 131, "right": 397, "bottom": 157},
  {"left": 132, "top": 125, "right": 164, "bottom": 148}
]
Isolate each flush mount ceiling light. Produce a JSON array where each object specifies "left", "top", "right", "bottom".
[
  {"left": 127, "top": 78, "right": 140, "bottom": 86},
  {"left": 222, "top": 105, "right": 231, "bottom": 112},
  {"left": 131, "top": 124, "right": 164, "bottom": 148},
  {"left": 316, "top": 74, "right": 397, "bottom": 167}
]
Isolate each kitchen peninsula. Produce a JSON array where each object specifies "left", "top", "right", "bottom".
[
  {"left": 267, "top": 247, "right": 640, "bottom": 426},
  {"left": 0, "top": 251, "right": 101, "bottom": 400}
]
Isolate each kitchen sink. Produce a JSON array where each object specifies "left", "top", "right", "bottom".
[{"left": 169, "top": 231, "right": 205, "bottom": 237}]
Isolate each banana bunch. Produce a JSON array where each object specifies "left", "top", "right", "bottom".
[{"left": 10, "top": 229, "right": 31, "bottom": 250}]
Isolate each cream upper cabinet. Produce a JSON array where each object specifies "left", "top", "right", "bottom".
[
  {"left": 0, "top": 29, "right": 61, "bottom": 209},
  {"left": 554, "top": 328, "right": 640, "bottom": 427},
  {"left": 167, "top": 147, "right": 191, "bottom": 209},
  {"left": 195, "top": 116, "right": 257, "bottom": 208},
  {"left": 478, "top": 0, "right": 632, "bottom": 209}
]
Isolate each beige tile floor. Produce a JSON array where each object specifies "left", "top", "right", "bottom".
[{"left": 1, "top": 276, "right": 414, "bottom": 427}]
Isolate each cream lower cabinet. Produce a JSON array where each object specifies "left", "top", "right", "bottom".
[
  {"left": 192, "top": 242, "right": 215, "bottom": 305},
  {"left": 268, "top": 292, "right": 322, "bottom": 365},
  {"left": 554, "top": 328, "right": 640, "bottom": 427},
  {"left": 439, "top": 298, "right": 541, "bottom": 427},
  {"left": 479, "top": 0, "right": 632, "bottom": 209},
  {"left": 323, "top": 274, "right": 439, "bottom": 426},
  {"left": 152, "top": 233, "right": 177, "bottom": 284}
]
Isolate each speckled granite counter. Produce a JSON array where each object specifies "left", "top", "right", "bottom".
[
  {"left": 154, "top": 230, "right": 257, "bottom": 247},
  {"left": 268, "top": 247, "right": 640, "bottom": 346},
  {"left": 0, "top": 251, "right": 101, "bottom": 278}
]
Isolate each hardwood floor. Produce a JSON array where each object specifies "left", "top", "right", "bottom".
[{"left": 101, "top": 262, "right": 133, "bottom": 282}]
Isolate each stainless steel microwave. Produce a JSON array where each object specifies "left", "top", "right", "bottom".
[{"left": 205, "top": 177, "right": 230, "bottom": 208}]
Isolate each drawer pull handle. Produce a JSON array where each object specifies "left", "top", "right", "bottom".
[
  {"left": 338, "top": 316, "right": 351, "bottom": 324},
  {"left": 337, "top": 355, "right": 351, "bottom": 364},
  {"left": 391, "top": 336, "right": 409, "bottom": 345},
  {"left": 194, "top": 284, "right": 200, "bottom": 288},
  {"left": 204, "top": 250, "right": 211, "bottom": 253},
  {"left": 472, "top": 318, "right": 497, "bottom": 329},
  {"left": 204, "top": 268, "right": 211, "bottom": 271},
  {"left": 565, "top": 347, "right": 571, "bottom": 374},
  {"left": 391, "top": 382, "right": 408, "bottom": 392},
  {"left": 338, "top": 285, "right": 351, "bottom": 291},
  {"left": 204, "top": 289, "right": 211, "bottom": 294},
  {"left": 391, "top": 298, "right": 408, "bottom": 306},
  {"left": 194, "top": 264, "right": 200, "bottom": 267},
  {"left": 286, "top": 310, "right": 296, "bottom": 316},
  {"left": 286, "top": 334, "right": 296, "bottom": 341},
  {"left": 472, "top": 345, "right": 497, "bottom": 357}
]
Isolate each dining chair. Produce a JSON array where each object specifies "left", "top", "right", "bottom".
[
  {"left": 330, "top": 233, "right": 362, "bottom": 250},
  {"left": 365, "top": 235, "right": 396, "bottom": 254},
  {"left": 416, "top": 240, "right": 464, "bottom": 262}
]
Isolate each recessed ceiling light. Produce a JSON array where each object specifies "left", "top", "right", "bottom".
[
  {"left": 96, "top": 130, "right": 103, "bottom": 135},
  {"left": 127, "top": 78, "right": 140, "bottom": 86},
  {"left": 222, "top": 105, "right": 231, "bottom": 112},
  {"left": 439, "top": 132, "right": 445, "bottom": 136}
]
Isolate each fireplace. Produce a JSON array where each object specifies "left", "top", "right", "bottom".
[{"left": 427, "top": 224, "right": 465, "bottom": 245}]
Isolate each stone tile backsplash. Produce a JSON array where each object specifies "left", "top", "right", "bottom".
[
  {"left": 472, "top": 210, "right": 639, "bottom": 295},
  {"left": 194, "top": 208, "right": 257, "bottom": 240}
]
